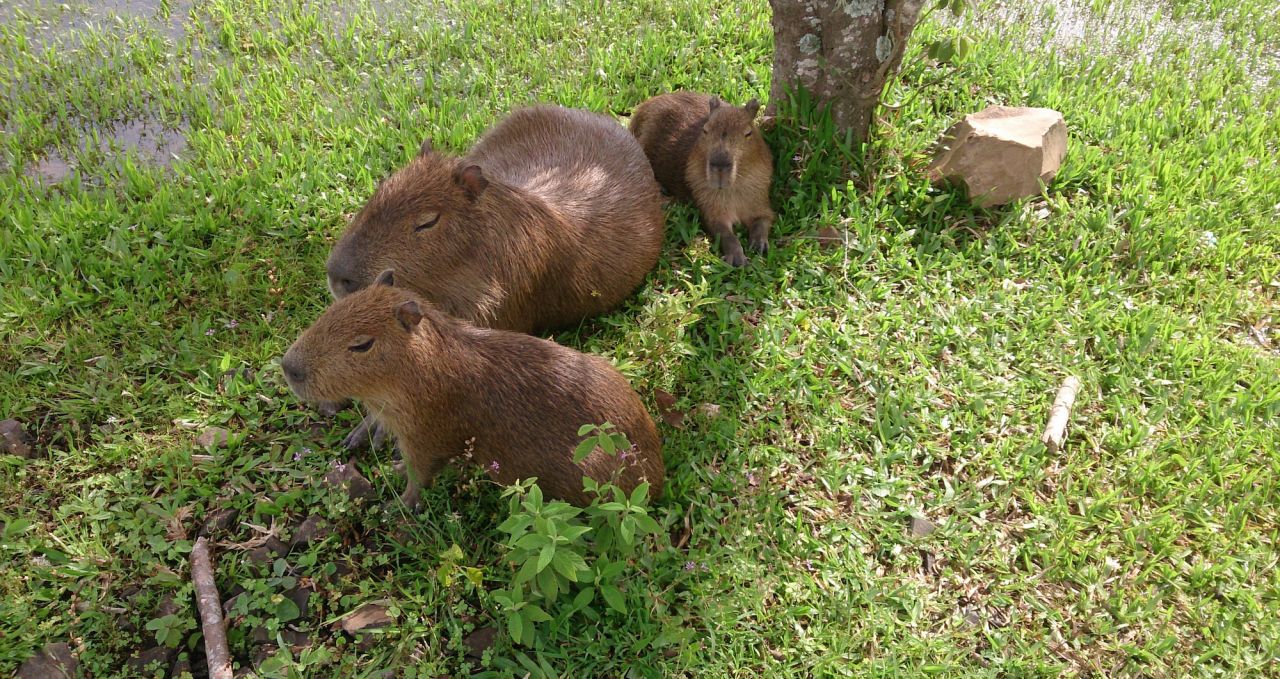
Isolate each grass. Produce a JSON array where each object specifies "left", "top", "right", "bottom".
[{"left": 1, "top": 0, "right": 1278, "bottom": 675}]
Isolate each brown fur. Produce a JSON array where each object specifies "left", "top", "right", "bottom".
[
  {"left": 629, "top": 92, "right": 774, "bottom": 267},
  {"left": 326, "top": 105, "right": 666, "bottom": 334},
  {"left": 282, "top": 272, "right": 665, "bottom": 507}
]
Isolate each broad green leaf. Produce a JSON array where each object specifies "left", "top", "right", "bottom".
[
  {"left": 572, "top": 586, "right": 596, "bottom": 610},
  {"left": 508, "top": 611, "right": 524, "bottom": 644},
  {"left": 497, "top": 514, "right": 532, "bottom": 535},
  {"left": 634, "top": 513, "right": 661, "bottom": 535},
  {"left": 536, "top": 543, "right": 555, "bottom": 573},
  {"left": 620, "top": 517, "right": 636, "bottom": 545},
  {"left": 629, "top": 482, "right": 650, "bottom": 506},
  {"left": 541, "top": 566, "right": 561, "bottom": 601},
  {"left": 275, "top": 597, "right": 300, "bottom": 622},
  {"left": 601, "top": 585, "right": 626, "bottom": 613},
  {"left": 515, "top": 533, "right": 549, "bottom": 551},
  {"left": 573, "top": 439, "right": 596, "bottom": 463},
  {"left": 523, "top": 603, "right": 552, "bottom": 622},
  {"left": 514, "top": 556, "right": 540, "bottom": 586},
  {"left": 577, "top": 424, "right": 594, "bottom": 436},
  {"left": 550, "top": 550, "right": 581, "bottom": 582}
]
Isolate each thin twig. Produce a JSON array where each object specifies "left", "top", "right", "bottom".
[
  {"left": 1040, "top": 376, "right": 1081, "bottom": 453},
  {"left": 191, "top": 537, "right": 233, "bottom": 679}
]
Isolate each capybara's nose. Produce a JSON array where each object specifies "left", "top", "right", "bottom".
[
  {"left": 327, "top": 272, "right": 361, "bottom": 298},
  {"left": 281, "top": 354, "right": 306, "bottom": 385},
  {"left": 709, "top": 152, "right": 732, "bottom": 170}
]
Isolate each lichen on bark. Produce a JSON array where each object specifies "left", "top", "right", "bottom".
[{"left": 768, "top": 0, "right": 926, "bottom": 141}]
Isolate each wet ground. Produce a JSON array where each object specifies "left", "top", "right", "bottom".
[
  {"left": 25, "top": 119, "right": 189, "bottom": 184},
  {"left": 938, "top": 0, "right": 1279, "bottom": 91},
  {"left": 2, "top": 0, "right": 194, "bottom": 184},
  {"left": 0, "top": 0, "right": 189, "bottom": 46}
]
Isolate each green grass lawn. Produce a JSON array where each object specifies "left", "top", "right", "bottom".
[{"left": 2, "top": 0, "right": 1278, "bottom": 675}]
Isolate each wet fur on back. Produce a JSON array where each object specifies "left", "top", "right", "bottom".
[{"left": 283, "top": 279, "right": 665, "bottom": 505}]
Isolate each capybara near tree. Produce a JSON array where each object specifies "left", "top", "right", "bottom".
[
  {"left": 282, "top": 270, "right": 665, "bottom": 508},
  {"left": 629, "top": 92, "right": 774, "bottom": 267},
  {"left": 324, "top": 105, "right": 666, "bottom": 450},
  {"left": 326, "top": 105, "right": 665, "bottom": 331}
]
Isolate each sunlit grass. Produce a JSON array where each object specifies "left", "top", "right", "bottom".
[{"left": 0, "top": 0, "right": 1277, "bottom": 675}]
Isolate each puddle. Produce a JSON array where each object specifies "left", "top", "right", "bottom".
[
  {"left": 0, "top": 0, "right": 193, "bottom": 50},
  {"left": 938, "top": 0, "right": 1279, "bottom": 92},
  {"left": 26, "top": 118, "right": 188, "bottom": 185}
]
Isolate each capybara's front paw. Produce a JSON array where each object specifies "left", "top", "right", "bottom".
[
  {"left": 722, "top": 248, "right": 749, "bottom": 267},
  {"left": 342, "top": 414, "right": 386, "bottom": 451},
  {"left": 748, "top": 234, "right": 769, "bottom": 255}
]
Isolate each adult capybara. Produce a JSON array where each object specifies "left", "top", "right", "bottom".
[
  {"left": 629, "top": 92, "right": 774, "bottom": 266},
  {"left": 326, "top": 105, "right": 665, "bottom": 332},
  {"left": 324, "top": 105, "right": 666, "bottom": 450},
  {"left": 281, "top": 270, "right": 665, "bottom": 508}
]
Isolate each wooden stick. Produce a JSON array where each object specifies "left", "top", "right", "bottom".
[
  {"left": 1040, "top": 376, "right": 1082, "bottom": 453},
  {"left": 191, "top": 537, "right": 233, "bottom": 679}
]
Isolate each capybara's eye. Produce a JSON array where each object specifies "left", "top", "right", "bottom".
[
  {"left": 415, "top": 213, "right": 441, "bottom": 232},
  {"left": 702, "top": 127, "right": 709, "bottom": 135},
  {"left": 349, "top": 337, "right": 375, "bottom": 353},
  {"left": 744, "top": 130, "right": 753, "bottom": 138}
]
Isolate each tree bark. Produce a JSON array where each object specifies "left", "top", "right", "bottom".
[{"left": 768, "top": 0, "right": 926, "bottom": 142}]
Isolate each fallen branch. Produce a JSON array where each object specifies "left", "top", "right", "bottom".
[
  {"left": 191, "top": 537, "right": 233, "bottom": 679},
  {"left": 1040, "top": 376, "right": 1081, "bottom": 453}
]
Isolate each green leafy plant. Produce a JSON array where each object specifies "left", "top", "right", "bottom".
[
  {"left": 145, "top": 611, "right": 195, "bottom": 649},
  {"left": 489, "top": 424, "right": 666, "bottom": 646}
]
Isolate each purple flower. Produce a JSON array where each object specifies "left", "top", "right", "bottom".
[
  {"left": 684, "top": 561, "right": 697, "bottom": 571},
  {"left": 332, "top": 460, "right": 347, "bottom": 473},
  {"left": 293, "top": 451, "right": 302, "bottom": 461},
  {"left": 204, "top": 328, "right": 216, "bottom": 336},
  {"left": 223, "top": 319, "right": 239, "bottom": 329},
  {"left": 488, "top": 460, "right": 501, "bottom": 473}
]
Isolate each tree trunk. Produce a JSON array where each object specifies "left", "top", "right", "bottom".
[{"left": 768, "top": 0, "right": 926, "bottom": 142}]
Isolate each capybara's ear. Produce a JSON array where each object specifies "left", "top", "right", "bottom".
[
  {"left": 374, "top": 269, "right": 395, "bottom": 288},
  {"left": 418, "top": 138, "right": 433, "bottom": 156},
  {"left": 456, "top": 165, "right": 489, "bottom": 201},
  {"left": 709, "top": 97, "right": 721, "bottom": 113},
  {"left": 395, "top": 300, "right": 423, "bottom": 331},
  {"left": 744, "top": 98, "right": 760, "bottom": 118}
]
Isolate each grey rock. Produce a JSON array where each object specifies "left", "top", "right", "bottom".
[
  {"left": 195, "top": 426, "right": 231, "bottom": 449},
  {"left": 16, "top": 642, "right": 78, "bottom": 678},
  {"left": 1, "top": 419, "right": 33, "bottom": 458}
]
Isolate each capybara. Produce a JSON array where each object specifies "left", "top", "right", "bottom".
[
  {"left": 324, "top": 105, "right": 666, "bottom": 450},
  {"left": 629, "top": 92, "right": 774, "bottom": 266},
  {"left": 325, "top": 105, "right": 665, "bottom": 331},
  {"left": 281, "top": 270, "right": 665, "bottom": 508}
]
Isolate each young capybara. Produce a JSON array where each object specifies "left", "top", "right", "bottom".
[
  {"left": 281, "top": 270, "right": 665, "bottom": 508},
  {"left": 629, "top": 92, "right": 774, "bottom": 267},
  {"left": 325, "top": 104, "right": 666, "bottom": 332}
]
